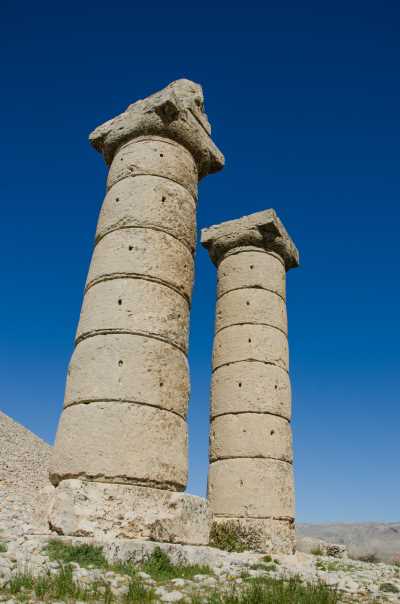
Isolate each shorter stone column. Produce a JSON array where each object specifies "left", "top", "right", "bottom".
[{"left": 201, "top": 209, "right": 299, "bottom": 554}]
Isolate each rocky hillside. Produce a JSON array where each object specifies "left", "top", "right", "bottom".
[
  {"left": 0, "top": 410, "right": 53, "bottom": 537},
  {"left": 298, "top": 523, "right": 400, "bottom": 562}
]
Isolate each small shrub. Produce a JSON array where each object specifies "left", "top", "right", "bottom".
[
  {"left": 380, "top": 582, "right": 400, "bottom": 593},
  {"left": 311, "top": 547, "right": 323, "bottom": 556},
  {"left": 210, "top": 521, "right": 260, "bottom": 553},
  {"left": 45, "top": 539, "right": 108, "bottom": 568}
]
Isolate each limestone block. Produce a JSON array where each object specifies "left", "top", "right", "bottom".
[
  {"left": 212, "top": 324, "right": 289, "bottom": 371},
  {"left": 49, "top": 479, "right": 210, "bottom": 544},
  {"left": 211, "top": 517, "right": 295, "bottom": 555},
  {"left": 211, "top": 362, "right": 291, "bottom": 420},
  {"left": 210, "top": 414, "right": 292, "bottom": 462},
  {"left": 50, "top": 402, "right": 187, "bottom": 489},
  {"left": 64, "top": 334, "right": 189, "bottom": 417},
  {"left": 208, "top": 458, "right": 294, "bottom": 518},
  {"left": 107, "top": 137, "right": 198, "bottom": 198},
  {"left": 217, "top": 251, "right": 286, "bottom": 299},
  {"left": 215, "top": 288, "right": 287, "bottom": 334},
  {"left": 86, "top": 228, "right": 193, "bottom": 300},
  {"left": 76, "top": 279, "right": 189, "bottom": 352},
  {"left": 96, "top": 175, "right": 196, "bottom": 252}
]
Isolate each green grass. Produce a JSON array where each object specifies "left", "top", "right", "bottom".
[
  {"left": 380, "top": 582, "right": 399, "bottom": 593},
  {"left": 310, "top": 547, "right": 323, "bottom": 556},
  {"left": 315, "top": 559, "right": 355, "bottom": 573},
  {"left": 45, "top": 539, "right": 109, "bottom": 568},
  {"left": 140, "top": 546, "right": 213, "bottom": 581},
  {"left": 0, "top": 541, "right": 7, "bottom": 553},
  {"left": 2, "top": 566, "right": 154, "bottom": 603},
  {"left": 200, "top": 576, "right": 340, "bottom": 604},
  {"left": 0, "top": 566, "right": 343, "bottom": 604}
]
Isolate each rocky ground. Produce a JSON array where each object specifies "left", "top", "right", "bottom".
[{"left": 0, "top": 534, "right": 399, "bottom": 603}]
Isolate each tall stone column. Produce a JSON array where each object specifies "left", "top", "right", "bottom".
[
  {"left": 201, "top": 209, "right": 299, "bottom": 554},
  {"left": 49, "top": 80, "right": 224, "bottom": 543}
]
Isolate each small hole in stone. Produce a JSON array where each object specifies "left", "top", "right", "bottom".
[
  {"left": 270, "top": 430, "right": 275, "bottom": 436},
  {"left": 248, "top": 338, "right": 252, "bottom": 343},
  {"left": 238, "top": 382, "right": 242, "bottom": 388},
  {"left": 118, "top": 299, "right": 122, "bottom": 306},
  {"left": 240, "top": 479, "right": 244, "bottom": 486},
  {"left": 115, "top": 197, "right": 120, "bottom": 202},
  {"left": 250, "top": 265, "right": 254, "bottom": 269},
  {"left": 118, "top": 360, "right": 123, "bottom": 367},
  {"left": 120, "top": 158, "right": 123, "bottom": 161},
  {"left": 162, "top": 196, "right": 166, "bottom": 202},
  {"left": 246, "top": 301, "right": 250, "bottom": 306},
  {"left": 160, "top": 153, "right": 164, "bottom": 157},
  {"left": 274, "top": 384, "right": 278, "bottom": 390},
  {"left": 160, "top": 382, "right": 164, "bottom": 387},
  {"left": 128, "top": 246, "right": 133, "bottom": 251}
]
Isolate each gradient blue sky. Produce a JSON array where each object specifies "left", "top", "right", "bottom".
[{"left": 1, "top": 1, "right": 399, "bottom": 523}]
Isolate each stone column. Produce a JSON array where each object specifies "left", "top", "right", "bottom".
[
  {"left": 201, "top": 209, "right": 299, "bottom": 554},
  {"left": 49, "top": 80, "right": 224, "bottom": 544}
]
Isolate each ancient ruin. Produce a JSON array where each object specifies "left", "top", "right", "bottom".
[
  {"left": 201, "top": 210, "right": 299, "bottom": 554},
  {"left": 48, "top": 79, "right": 224, "bottom": 543}
]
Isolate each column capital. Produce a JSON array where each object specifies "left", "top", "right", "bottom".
[
  {"left": 89, "top": 79, "right": 224, "bottom": 179},
  {"left": 201, "top": 209, "right": 299, "bottom": 270}
]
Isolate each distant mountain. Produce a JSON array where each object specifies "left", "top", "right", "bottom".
[{"left": 297, "top": 523, "right": 400, "bottom": 561}]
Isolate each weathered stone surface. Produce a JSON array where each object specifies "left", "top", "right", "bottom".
[
  {"left": 217, "top": 249, "right": 286, "bottom": 299},
  {"left": 49, "top": 480, "right": 210, "bottom": 544},
  {"left": 211, "top": 362, "right": 291, "bottom": 420},
  {"left": 202, "top": 210, "right": 297, "bottom": 555},
  {"left": 50, "top": 402, "right": 187, "bottom": 489},
  {"left": 201, "top": 209, "right": 299, "bottom": 269},
  {"left": 212, "top": 324, "right": 289, "bottom": 371},
  {"left": 90, "top": 79, "right": 224, "bottom": 177},
  {"left": 212, "top": 517, "right": 296, "bottom": 555},
  {"left": 76, "top": 279, "right": 189, "bottom": 352},
  {"left": 208, "top": 458, "right": 294, "bottom": 518},
  {"left": 215, "top": 288, "right": 287, "bottom": 334},
  {"left": 51, "top": 80, "right": 224, "bottom": 541},
  {"left": 210, "top": 414, "right": 292, "bottom": 462},
  {"left": 87, "top": 228, "right": 194, "bottom": 300},
  {"left": 0, "top": 411, "right": 53, "bottom": 538},
  {"left": 96, "top": 175, "right": 196, "bottom": 252},
  {"left": 64, "top": 334, "right": 189, "bottom": 417},
  {"left": 107, "top": 137, "right": 198, "bottom": 198}
]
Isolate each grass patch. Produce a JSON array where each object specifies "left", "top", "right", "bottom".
[
  {"left": 380, "top": 582, "right": 400, "bottom": 593},
  {"left": 202, "top": 575, "right": 340, "bottom": 603},
  {"left": 315, "top": 559, "right": 355, "bottom": 573},
  {"left": 123, "top": 577, "right": 155, "bottom": 602},
  {"left": 0, "top": 542, "right": 7, "bottom": 553},
  {"left": 140, "top": 546, "right": 212, "bottom": 581},
  {"left": 310, "top": 547, "right": 323, "bottom": 556},
  {"left": 1, "top": 566, "right": 155, "bottom": 603},
  {"left": 45, "top": 539, "right": 108, "bottom": 568}
]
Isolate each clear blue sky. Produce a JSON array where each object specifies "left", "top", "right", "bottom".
[{"left": 1, "top": 1, "right": 399, "bottom": 523}]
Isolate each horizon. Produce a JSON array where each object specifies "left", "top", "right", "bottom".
[{"left": 1, "top": 0, "right": 399, "bottom": 524}]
